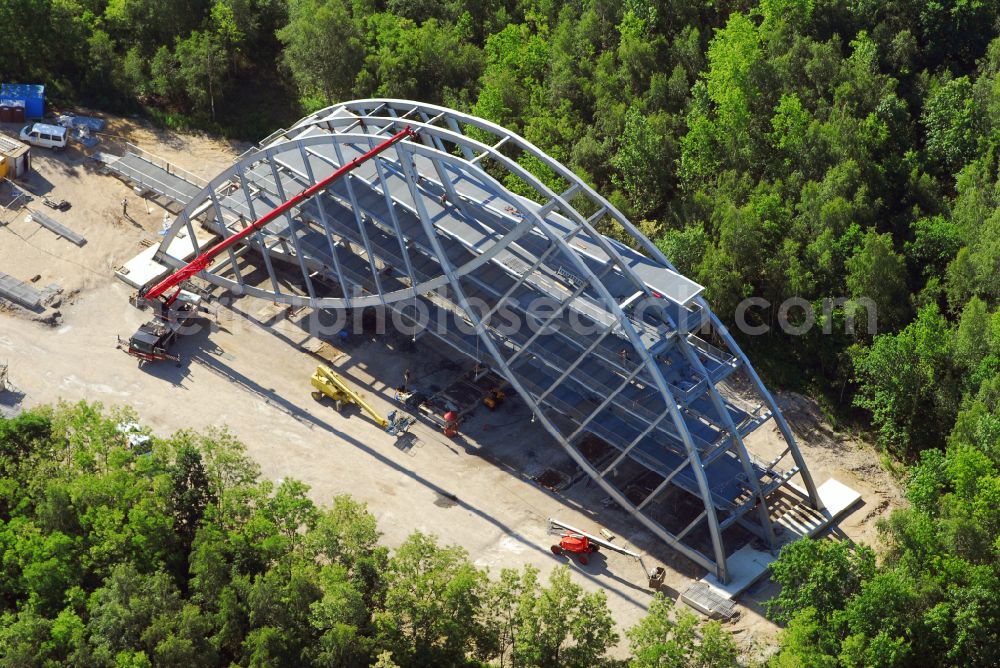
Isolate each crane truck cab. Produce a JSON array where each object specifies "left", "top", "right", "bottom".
[{"left": 119, "top": 290, "right": 203, "bottom": 365}]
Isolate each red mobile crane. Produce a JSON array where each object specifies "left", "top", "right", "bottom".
[{"left": 119, "top": 126, "right": 418, "bottom": 365}]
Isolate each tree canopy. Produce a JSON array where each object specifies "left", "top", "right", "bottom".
[
  {"left": 6, "top": 1, "right": 1000, "bottom": 664},
  {"left": 0, "top": 403, "right": 738, "bottom": 667}
]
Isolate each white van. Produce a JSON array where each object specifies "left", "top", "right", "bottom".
[{"left": 19, "top": 123, "right": 67, "bottom": 150}]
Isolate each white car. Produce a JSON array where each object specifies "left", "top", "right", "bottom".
[{"left": 19, "top": 122, "right": 67, "bottom": 149}]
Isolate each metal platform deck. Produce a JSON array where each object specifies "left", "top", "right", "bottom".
[
  {"left": 0, "top": 271, "right": 42, "bottom": 309},
  {"left": 102, "top": 151, "right": 205, "bottom": 205}
]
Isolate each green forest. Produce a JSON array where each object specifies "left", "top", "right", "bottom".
[
  {"left": 0, "top": 403, "right": 739, "bottom": 667},
  {"left": 2, "top": 0, "right": 1000, "bottom": 665}
]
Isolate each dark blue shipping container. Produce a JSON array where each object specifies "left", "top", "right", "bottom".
[{"left": 0, "top": 84, "right": 44, "bottom": 119}]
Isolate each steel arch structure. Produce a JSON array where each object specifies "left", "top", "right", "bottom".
[{"left": 155, "top": 99, "right": 821, "bottom": 582}]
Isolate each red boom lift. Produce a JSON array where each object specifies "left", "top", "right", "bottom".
[
  {"left": 119, "top": 126, "right": 418, "bottom": 365},
  {"left": 548, "top": 518, "right": 667, "bottom": 589}
]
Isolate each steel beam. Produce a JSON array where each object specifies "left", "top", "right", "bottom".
[
  {"left": 266, "top": 155, "right": 317, "bottom": 299},
  {"left": 330, "top": 141, "right": 385, "bottom": 299},
  {"left": 707, "top": 311, "right": 823, "bottom": 510},
  {"left": 677, "top": 338, "right": 778, "bottom": 549},
  {"left": 564, "top": 362, "right": 648, "bottom": 444},
  {"left": 207, "top": 190, "right": 244, "bottom": 289},
  {"left": 151, "top": 103, "right": 822, "bottom": 581},
  {"left": 600, "top": 413, "right": 671, "bottom": 477},
  {"left": 395, "top": 143, "right": 723, "bottom": 574},
  {"left": 237, "top": 165, "right": 283, "bottom": 299},
  {"left": 533, "top": 324, "right": 617, "bottom": 406}
]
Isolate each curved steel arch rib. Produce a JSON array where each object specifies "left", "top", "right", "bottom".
[{"left": 156, "top": 100, "right": 820, "bottom": 582}]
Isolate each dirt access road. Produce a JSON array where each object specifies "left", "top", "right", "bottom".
[{"left": 0, "top": 114, "right": 902, "bottom": 656}]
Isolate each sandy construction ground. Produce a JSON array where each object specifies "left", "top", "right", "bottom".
[{"left": 0, "top": 114, "right": 902, "bottom": 658}]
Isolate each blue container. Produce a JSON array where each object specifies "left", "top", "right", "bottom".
[{"left": 0, "top": 84, "right": 44, "bottom": 119}]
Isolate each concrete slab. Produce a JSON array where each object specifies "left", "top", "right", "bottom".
[
  {"left": 161, "top": 227, "right": 219, "bottom": 264},
  {"left": 115, "top": 245, "right": 169, "bottom": 290},
  {"left": 116, "top": 226, "right": 219, "bottom": 290},
  {"left": 701, "top": 544, "right": 776, "bottom": 600},
  {"left": 814, "top": 478, "right": 864, "bottom": 517},
  {"left": 699, "top": 478, "right": 862, "bottom": 600}
]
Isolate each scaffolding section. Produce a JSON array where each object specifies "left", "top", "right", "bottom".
[{"left": 150, "top": 99, "right": 827, "bottom": 583}]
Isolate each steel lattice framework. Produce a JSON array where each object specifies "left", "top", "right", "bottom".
[{"left": 156, "top": 99, "right": 821, "bottom": 582}]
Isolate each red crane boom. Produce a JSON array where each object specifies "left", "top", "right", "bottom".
[{"left": 143, "top": 126, "right": 417, "bottom": 304}]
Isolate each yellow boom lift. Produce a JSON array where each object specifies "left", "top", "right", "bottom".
[{"left": 310, "top": 365, "right": 415, "bottom": 436}]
